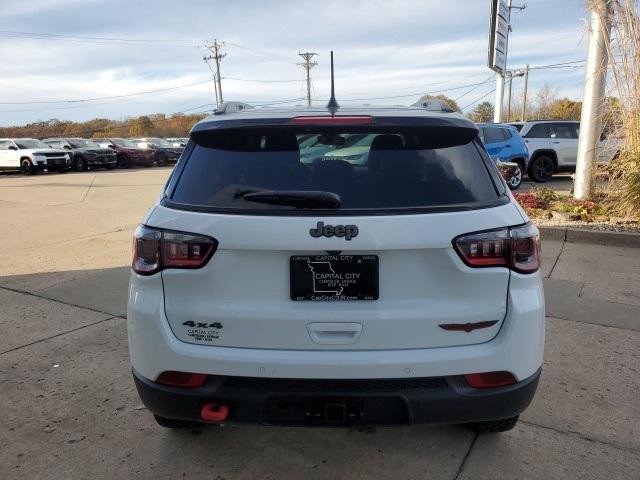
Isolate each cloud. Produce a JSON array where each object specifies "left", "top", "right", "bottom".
[{"left": 0, "top": 0, "right": 591, "bottom": 126}]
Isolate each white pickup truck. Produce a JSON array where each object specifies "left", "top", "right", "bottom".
[
  {"left": 510, "top": 120, "right": 621, "bottom": 182},
  {"left": 0, "top": 138, "right": 71, "bottom": 175}
]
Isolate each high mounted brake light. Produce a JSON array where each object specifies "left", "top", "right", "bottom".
[
  {"left": 453, "top": 223, "right": 540, "bottom": 273},
  {"left": 291, "top": 116, "right": 374, "bottom": 125},
  {"left": 132, "top": 225, "right": 217, "bottom": 275}
]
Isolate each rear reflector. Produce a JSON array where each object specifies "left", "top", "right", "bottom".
[
  {"left": 156, "top": 371, "right": 208, "bottom": 388},
  {"left": 464, "top": 371, "right": 517, "bottom": 388},
  {"left": 292, "top": 115, "right": 374, "bottom": 125},
  {"left": 132, "top": 225, "right": 218, "bottom": 275},
  {"left": 453, "top": 223, "right": 540, "bottom": 273}
]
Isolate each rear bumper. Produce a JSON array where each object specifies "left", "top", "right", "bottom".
[{"left": 133, "top": 368, "right": 540, "bottom": 426}]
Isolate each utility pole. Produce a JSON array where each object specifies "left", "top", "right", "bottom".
[
  {"left": 574, "top": 1, "right": 612, "bottom": 200},
  {"left": 204, "top": 39, "right": 226, "bottom": 104},
  {"left": 297, "top": 52, "right": 318, "bottom": 108},
  {"left": 521, "top": 63, "right": 529, "bottom": 121},
  {"left": 505, "top": 69, "right": 525, "bottom": 122}
]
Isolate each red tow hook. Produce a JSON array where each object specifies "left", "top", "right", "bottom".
[{"left": 200, "top": 403, "right": 229, "bottom": 422}]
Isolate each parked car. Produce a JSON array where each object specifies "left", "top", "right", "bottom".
[
  {"left": 476, "top": 123, "right": 529, "bottom": 190},
  {"left": 131, "top": 137, "right": 183, "bottom": 166},
  {"left": 0, "top": 138, "right": 71, "bottom": 175},
  {"left": 43, "top": 138, "right": 117, "bottom": 171},
  {"left": 166, "top": 137, "right": 189, "bottom": 147},
  {"left": 93, "top": 138, "right": 156, "bottom": 168},
  {"left": 511, "top": 120, "right": 621, "bottom": 182},
  {"left": 129, "top": 106, "right": 544, "bottom": 433}
]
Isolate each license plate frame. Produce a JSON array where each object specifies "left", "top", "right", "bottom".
[{"left": 290, "top": 254, "right": 379, "bottom": 301}]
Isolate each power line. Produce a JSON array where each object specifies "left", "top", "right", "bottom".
[
  {"left": 0, "top": 79, "right": 213, "bottom": 106},
  {"left": 453, "top": 76, "right": 495, "bottom": 102},
  {"left": 0, "top": 30, "right": 198, "bottom": 47},
  {"left": 331, "top": 79, "right": 501, "bottom": 103},
  {"left": 460, "top": 88, "right": 497, "bottom": 112},
  {"left": 223, "top": 77, "right": 301, "bottom": 83},
  {"left": 224, "top": 42, "right": 292, "bottom": 62}
]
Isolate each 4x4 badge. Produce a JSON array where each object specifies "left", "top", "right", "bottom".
[{"left": 309, "top": 221, "right": 358, "bottom": 241}]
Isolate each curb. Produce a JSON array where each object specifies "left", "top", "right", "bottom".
[{"left": 539, "top": 226, "right": 640, "bottom": 248}]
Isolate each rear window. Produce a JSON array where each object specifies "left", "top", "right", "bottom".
[
  {"left": 482, "top": 127, "right": 505, "bottom": 144},
  {"left": 168, "top": 127, "right": 502, "bottom": 214}
]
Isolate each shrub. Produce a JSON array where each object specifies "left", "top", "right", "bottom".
[{"left": 513, "top": 193, "right": 548, "bottom": 209}]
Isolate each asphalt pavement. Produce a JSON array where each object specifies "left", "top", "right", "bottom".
[{"left": 1, "top": 168, "right": 638, "bottom": 480}]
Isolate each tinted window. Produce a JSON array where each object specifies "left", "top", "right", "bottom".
[
  {"left": 550, "top": 123, "right": 578, "bottom": 139},
  {"left": 483, "top": 127, "right": 505, "bottom": 144},
  {"left": 501, "top": 128, "right": 512, "bottom": 140},
  {"left": 524, "top": 124, "right": 550, "bottom": 138},
  {"left": 0, "top": 140, "right": 14, "bottom": 150},
  {"left": 170, "top": 127, "right": 500, "bottom": 213}
]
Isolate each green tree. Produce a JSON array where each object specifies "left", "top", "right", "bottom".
[{"left": 467, "top": 101, "right": 495, "bottom": 122}]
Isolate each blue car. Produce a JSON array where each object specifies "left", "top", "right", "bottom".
[{"left": 477, "top": 123, "right": 529, "bottom": 190}]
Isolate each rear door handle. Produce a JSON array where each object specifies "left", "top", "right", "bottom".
[{"left": 307, "top": 323, "right": 362, "bottom": 345}]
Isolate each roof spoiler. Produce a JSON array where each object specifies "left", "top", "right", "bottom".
[{"left": 214, "top": 102, "right": 255, "bottom": 115}]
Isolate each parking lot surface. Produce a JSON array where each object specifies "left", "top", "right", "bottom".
[{"left": 1, "top": 169, "right": 639, "bottom": 480}]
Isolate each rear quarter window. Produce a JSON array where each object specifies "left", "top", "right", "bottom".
[{"left": 168, "top": 126, "right": 504, "bottom": 214}]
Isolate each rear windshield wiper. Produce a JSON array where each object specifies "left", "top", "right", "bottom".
[{"left": 241, "top": 190, "right": 341, "bottom": 209}]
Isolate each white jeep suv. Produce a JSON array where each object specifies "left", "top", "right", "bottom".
[
  {"left": 128, "top": 106, "right": 544, "bottom": 432},
  {"left": 0, "top": 138, "right": 71, "bottom": 175},
  {"left": 512, "top": 120, "right": 620, "bottom": 182}
]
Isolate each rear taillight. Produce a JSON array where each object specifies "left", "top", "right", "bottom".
[
  {"left": 132, "top": 225, "right": 217, "bottom": 275},
  {"left": 453, "top": 223, "right": 540, "bottom": 273}
]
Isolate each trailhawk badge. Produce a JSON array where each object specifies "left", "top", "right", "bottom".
[{"left": 309, "top": 221, "right": 359, "bottom": 241}]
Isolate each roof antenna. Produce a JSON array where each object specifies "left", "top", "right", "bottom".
[{"left": 326, "top": 51, "right": 339, "bottom": 114}]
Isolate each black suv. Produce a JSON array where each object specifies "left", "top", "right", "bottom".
[
  {"left": 131, "top": 138, "right": 183, "bottom": 166},
  {"left": 43, "top": 138, "right": 117, "bottom": 171}
]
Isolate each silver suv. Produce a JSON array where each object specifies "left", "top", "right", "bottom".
[{"left": 511, "top": 120, "right": 620, "bottom": 182}]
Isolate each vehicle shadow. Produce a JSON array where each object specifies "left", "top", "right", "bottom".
[{"left": 1, "top": 266, "right": 476, "bottom": 479}]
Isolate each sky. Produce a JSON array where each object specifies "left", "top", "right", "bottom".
[{"left": 0, "top": 0, "right": 592, "bottom": 127}]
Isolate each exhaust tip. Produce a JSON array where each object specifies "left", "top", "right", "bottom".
[{"left": 201, "top": 403, "right": 229, "bottom": 422}]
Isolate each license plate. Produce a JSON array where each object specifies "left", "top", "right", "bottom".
[{"left": 290, "top": 255, "right": 378, "bottom": 301}]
